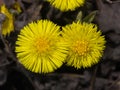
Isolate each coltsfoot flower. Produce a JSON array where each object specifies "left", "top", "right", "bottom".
[
  {"left": 15, "top": 20, "right": 68, "bottom": 73},
  {"left": 0, "top": 4, "right": 14, "bottom": 36},
  {"left": 62, "top": 21, "right": 106, "bottom": 69},
  {"left": 47, "top": 0, "right": 85, "bottom": 11}
]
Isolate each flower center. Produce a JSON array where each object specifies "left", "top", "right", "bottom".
[
  {"left": 34, "top": 38, "right": 50, "bottom": 53},
  {"left": 72, "top": 40, "right": 89, "bottom": 56}
]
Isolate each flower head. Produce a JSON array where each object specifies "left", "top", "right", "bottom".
[
  {"left": 15, "top": 20, "right": 68, "bottom": 73},
  {"left": 62, "top": 21, "right": 106, "bottom": 69},
  {"left": 13, "top": 1, "right": 22, "bottom": 13},
  {"left": 47, "top": 0, "right": 85, "bottom": 11},
  {"left": 0, "top": 4, "right": 14, "bottom": 36}
]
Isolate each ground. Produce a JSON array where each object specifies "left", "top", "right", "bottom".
[{"left": 0, "top": 0, "right": 120, "bottom": 90}]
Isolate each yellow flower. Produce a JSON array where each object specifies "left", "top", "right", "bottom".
[
  {"left": 13, "top": 1, "right": 22, "bottom": 13},
  {"left": 62, "top": 21, "right": 106, "bottom": 69},
  {"left": 47, "top": 0, "right": 85, "bottom": 11},
  {"left": 15, "top": 20, "right": 68, "bottom": 73},
  {"left": 0, "top": 4, "right": 14, "bottom": 36}
]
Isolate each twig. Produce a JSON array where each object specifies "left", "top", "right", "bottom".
[
  {"left": 106, "top": 0, "right": 120, "bottom": 3},
  {"left": 106, "top": 0, "right": 113, "bottom": 3},
  {"left": 96, "top": 0, "right": 104, "bottom": 11},
  {"left": 47, "top": 72, "right": 114, "bottom": 84},
  {"left": 107, "top": 77, "right": 120, "bottom": 89}
]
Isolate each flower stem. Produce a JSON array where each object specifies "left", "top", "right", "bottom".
[{"left": 89, "top": 65, "right": 98, "bottom": 90}]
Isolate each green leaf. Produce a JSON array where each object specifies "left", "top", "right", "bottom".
[
  {"left": 83, "top": 10, "right": 98, "bottom": 23},
  {"left": 75, "top": 11, "right": 83, "bottom": 22}
]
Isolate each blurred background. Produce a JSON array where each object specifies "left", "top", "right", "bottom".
[{"left": 0, "top": 0, "right": 120, "bottom": 90}]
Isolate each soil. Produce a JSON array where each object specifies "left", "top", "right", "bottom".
[{"left": 0, "top": 0, "right": 120, "bottom": 90}]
